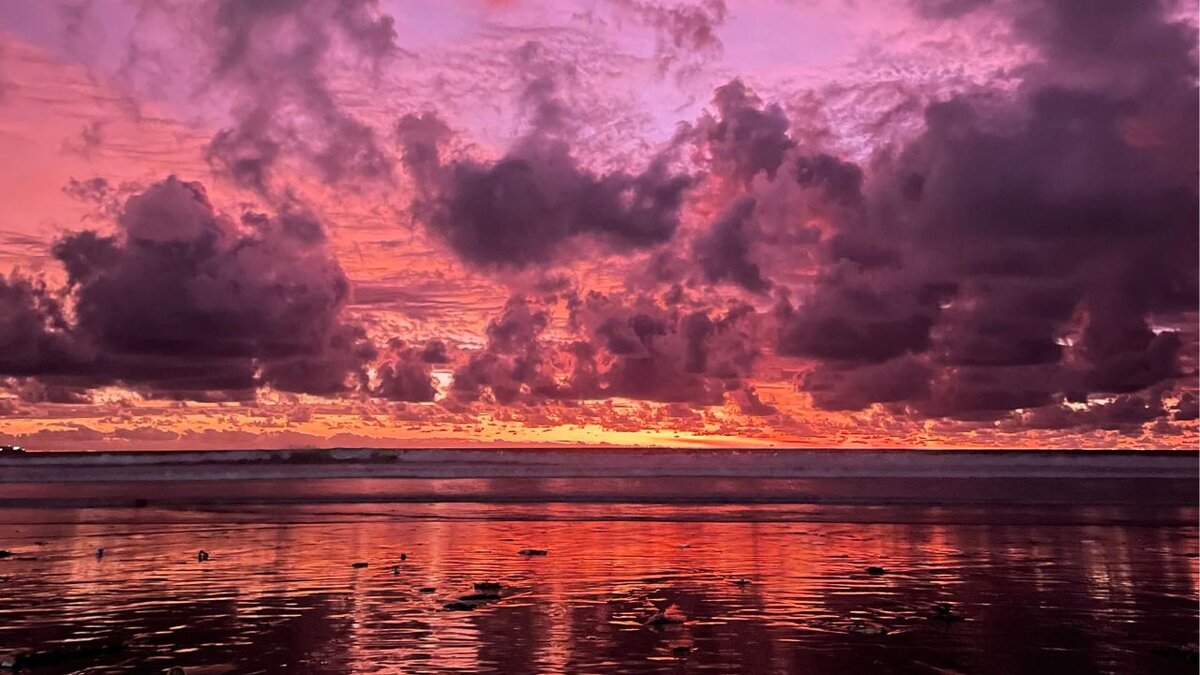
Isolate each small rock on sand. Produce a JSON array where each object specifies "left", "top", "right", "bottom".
[
  {"left": 197, "top": 550, "right": 210, "bottom": 562},
  {"left": 731, "top": 578, "right": 752, "bottom": 586},
  {"left": 419, "top": 587, "right": 437, "bottom": 593},
  {"left": 443, "top": 601, "right": 477, "bottom": 611},
  {"left": 351, "top": 562, "right": 369, "bottom": 569},
  {"left": 518, "top": 549, "right": 548, "bottom": 556},
  {"left": 866, "top": 566, "right": 886, "bottom": 575},
  {"left": 0, "top": 551, "right": 12, "bottom": 559},
  {"left": 931, "top": 604, "right": 964, "bottom": 627},
  {"left": 473, "top": 582, "right": 502, "bottom": 591}
]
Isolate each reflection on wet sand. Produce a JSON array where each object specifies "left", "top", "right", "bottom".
[{"left": 2, "top": 500, "right": 1197, "bottom": 674}]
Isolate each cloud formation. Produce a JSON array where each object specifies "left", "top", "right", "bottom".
[
  {"left": 726, "top": 0, "right": 1199, "bottom": 428},
  {"left": 144, "top": 0, "right": 403, "bottom": 193},
  {"left": 607, "top": 0, "right": 728, "bottom": 77},
  {"left": 371, "top": 339, "right": 446, "bottom": 402},
  {"left": 569, "top": 290, "right": 760, "bottom": 405},
  {"left": 443, "top": 289, "right": 761, "bottom": 407},
  {"left": 398, "top": 53, "right": 693, "bottom": 269},
  {"left": 1, "top": 177, "right": 373, "bottom": 399},
  {"left": 0, "top": 275, "right": 82, "bottom": 378},
  {"left": 1, "top": 0, "right": 1194, "bottom": 446}
]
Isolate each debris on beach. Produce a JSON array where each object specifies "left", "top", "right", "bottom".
[
  {"left": 866, "top": 566, "right": 886, "bottom": 575},
  {"left": 0, "top": 550, "right": 12, "bottom": 559},
  {"left": 197, "top": 550, "right": 210, "bottom": 562},
  {"left": 351, "top": 562, "right": 369, "bottom": 569},
  {"left": 400, "top": 553, "right": 408, "bottom": 561},
  {"left": 645, "top": 604, "right": 687, "bottom": 626},
  {"left": 392, "top": 565, "right": 401, "bottom": 575},
  {"left": 731, "top": 578, "right": 752, "bottom": 586},
  {"left": 518, "top": 549, "right": 548, "bottom": 556},
  {"left": 418, "top": 587, "right": 437, "bottom": 593},
  {"left": 473, "top": 582, "right": 502, "bottom": 591},
  {"left": 848, "top": 621, "right": 889, "bottom": 636},
  {"left": 671, "top": 646, "right": 692, "bottom": 656},
  {"left": 931, "top": 604, "right": 964, "bottom": 629},
  {"left": 95, "top": 547, "right": 105, "bottom": 559},
  {"left": 443, "top": 600, "right": 477, "bottom": 611}
]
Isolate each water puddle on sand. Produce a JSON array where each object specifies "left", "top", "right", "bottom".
[{"left": 0, "top": 500, "right": 1196, "bottom": 674}]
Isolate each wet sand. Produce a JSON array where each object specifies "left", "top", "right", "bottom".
[{"left": 0, "top": 476, "right": 1197, "bottom": 674}]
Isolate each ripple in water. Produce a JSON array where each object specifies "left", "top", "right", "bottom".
[{"left": 0, "top": 500, "right": 1197, "bottom": 673}]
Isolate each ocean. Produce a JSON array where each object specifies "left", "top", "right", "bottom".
[{"left": 0, "top": 448, "right": 1196, "bottom": 673}]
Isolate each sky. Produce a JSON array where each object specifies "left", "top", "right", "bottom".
[{"left": 0, "top": 0, "right": 1195, "bottom": 450}]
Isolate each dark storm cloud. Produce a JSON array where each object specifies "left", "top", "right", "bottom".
[
  {"left": 1172, "top": 393, "right": 1198, "bottom": 421},
  {"left": 918, "top": 364, "right": 1062, "bottom": 420},
  {"left": 692, "top": 196, "right": 770, "bottom": 293},
  {"left": 397, "top": 58, "right": 694, "bottom": 269},
  {"left": 731, "top": 385, "right": 777, "bottom": 416},
  {"left": 45, "top": 176, "right": 373, "bottom": 397},
  {"left": 0, "top": 275, "right": 84, "bottom": 377},
  {"left": 1076, "top": 298, "right": 1183, "bottom": 394},
  {"left": 697, "top": 79, "right": 794, "bottom": 186},
  {"left": 568, "top": 291, "right": 759, "bottom": 405},
  {"left": 776, "top": 270, "right": 946, "bottom": 364},
  {"left": 1015, "top": 389, "right": 1169, "bottom": 433},
  {"left": 449, "top": 296, "right": 565, "bottom": 403},
  {"left": 935, "top": 280, "right": 1074, "bottom": 367},
  {"left": 420, "top": 339, "right": 451, "bottom": 364},
  {"left": 371, "top": 339, "right": 442, "bottom": 402},
  {"left": 793, "top": 154, "right": 864, "bottom": 207},
  {"left": 742, "top": 0, "right": 1197, "bottom": 428},
  {"left": 444, "top": 291, "right": 760, "bottom": 406},
  {"left": 686, "top": 81, "right": 868, "bottom": 294},
  {"left": 159, "top": 0, "right": 402, "bottom": 192},
  {"left": 800, "top": 356, "right": 933, "bottom": 412}
]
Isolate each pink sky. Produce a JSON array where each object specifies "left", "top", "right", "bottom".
[{"left": 0, "top": 0, "right": 1195, "bottom": 450}]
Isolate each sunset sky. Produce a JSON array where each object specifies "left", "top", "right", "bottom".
[{"left": 0, "top": 0, "right": 1195, "bottom": 450}]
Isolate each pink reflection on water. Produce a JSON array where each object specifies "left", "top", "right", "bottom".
[{"left": 0, "top": 496, "right": 1197, "bottom": 673}]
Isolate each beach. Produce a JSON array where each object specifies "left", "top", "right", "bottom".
[{"left": 0, "top": 449, "right": 1197, "bottom": 674}]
